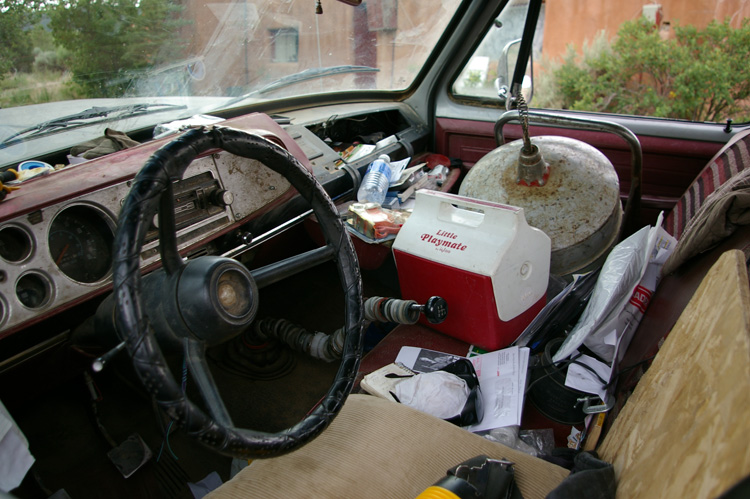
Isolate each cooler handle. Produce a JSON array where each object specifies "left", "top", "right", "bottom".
[{"left": 416, "top": 190, "right": 522, "bottom": 229}]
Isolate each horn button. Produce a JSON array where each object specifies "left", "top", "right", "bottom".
[
  {"left": 217, "top": 269, "right": 251, "bottom": 316},
  {"left": 176, "top": 256, "right": 259, "bottom": 346}
]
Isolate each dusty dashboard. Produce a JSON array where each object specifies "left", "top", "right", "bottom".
[
  {"left": 0, "top": 113, "right": 299, "bottom": 338},
  {"left": 0, "top": 103, "right": 428, "bottom": 341}
]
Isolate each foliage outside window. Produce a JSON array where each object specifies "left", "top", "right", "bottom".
[
  {"left": 49, "top": 0, "right": 191, "bottom": 98},
  {"left": 535, "top": 17, "right": 750, "bottom": 123},
  {"left": 0, "top": 0, "right": 37, "bottom": 76},
  {"left": 454, "top": 8, "right": 750, "bottom": 124},
  {"left": 1, "top": 0, "right": 191, "bottom": 102},
  {"left": 2, "top": 0, "right": 463, "bottom": 108}
]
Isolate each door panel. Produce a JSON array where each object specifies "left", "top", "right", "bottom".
[{"left": 434, "top": 116, "right": 726, "bottom": 227}]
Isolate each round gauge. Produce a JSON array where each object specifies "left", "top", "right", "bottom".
[
  {"left": 16, "top": 272, "right": 52, "bottom": 309},
  {"left": 48, "top": 205, "right": 114, "bottom": 283},
  {"left": 0, "top": 225, "right": 33, "bottom": 262}
]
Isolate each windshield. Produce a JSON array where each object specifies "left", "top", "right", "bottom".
[{"left": 0, "top": 0, "right": 462, "bottom": 168}]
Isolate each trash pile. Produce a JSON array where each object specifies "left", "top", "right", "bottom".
[{"left": 342, "top": 153, "right": 450, "bottom": 243}]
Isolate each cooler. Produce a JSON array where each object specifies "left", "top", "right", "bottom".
[{"left": 392, "top": 191, "right": 551, "bottom": 350}]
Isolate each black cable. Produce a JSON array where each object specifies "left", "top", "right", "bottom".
[
  {"left": 525, "top": 353, "right": 659, "bottom": 396},
  {"left": 524, "top": 353, "right": 583, "bottom": 395},
  {"left": 604, "top": 355, "right": 657, "bottom": 390},
  {"left": 510, "top": 0, "right": 543, "bottom": 102}
]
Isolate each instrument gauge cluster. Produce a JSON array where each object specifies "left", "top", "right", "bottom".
[
  {"left": 0, "top": 201, "right": 119, "bottom": 334},
  {"left": 0, "top": 111, "right": 318, "bottom": 336}
]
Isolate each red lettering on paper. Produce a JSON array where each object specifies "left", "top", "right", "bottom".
[{"left": 629, "top": 285, "right": 652, "bottom": 314}]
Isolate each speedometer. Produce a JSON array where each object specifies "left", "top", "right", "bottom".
[{"left": 48, "top": 205, "right": 115, "bottom": 283}]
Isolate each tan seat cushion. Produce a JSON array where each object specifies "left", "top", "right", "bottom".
[{"left": 208, "top": 394, "right": 569, "bottom": 499}]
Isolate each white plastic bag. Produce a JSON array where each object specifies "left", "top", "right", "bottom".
[
  {"left": 553, "top": 213, "right": 676, "bottom": 364},
  {"left": 552, "top": 225, "right": 651, "bottom": 363},
  {"left": 583, "top": 225, "right": 676, "bottom": 363}
]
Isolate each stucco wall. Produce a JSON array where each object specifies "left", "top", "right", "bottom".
[{"left": 541, "top": 1, "right": 750, "bottom": 63}]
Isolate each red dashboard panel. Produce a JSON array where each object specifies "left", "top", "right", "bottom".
[
  {"left": 0, "top": 112, "right": 309, "bottom": 223},
  {"left": 0, "top": 112, "right": 309, "bottom": 337}
]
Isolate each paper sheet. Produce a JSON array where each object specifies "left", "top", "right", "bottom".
[
  {"left": 564, "top": 353, "right": 613, "bottom": 403},
  {"left": 395, "top": 346, "right": 530, "bottom": 431},
  {"left": 394, "top": 347, "right": 465, "bottom": 373},
  {"left": 388, "top": 157, "right": 410, "bottom": 183},
  {"left": 0, "top": 399, "right": 35, "bottom": 493}
]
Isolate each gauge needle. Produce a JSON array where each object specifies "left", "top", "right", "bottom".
[{"left": 56, "top": 244, "right": 70, "bottom": 264}]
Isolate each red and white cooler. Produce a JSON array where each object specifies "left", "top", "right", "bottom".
[{"left": 392, "top": 190, "right": 551, "bottom": 350}]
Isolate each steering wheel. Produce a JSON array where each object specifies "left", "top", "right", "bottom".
[{"left": 112, "top": 126, "right": 364, "bottom": 459}]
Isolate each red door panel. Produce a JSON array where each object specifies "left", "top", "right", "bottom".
[{"left": 435, "top": 117, "right": 724, "bottom": 227}]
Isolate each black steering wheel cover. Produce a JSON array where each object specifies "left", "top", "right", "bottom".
[{"left": 112, "top": 126, "right": 364, "bottom": 458}]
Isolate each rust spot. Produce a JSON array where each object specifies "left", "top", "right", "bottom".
[{"left": 500, "top": 164, "right": 563, "bottom": 202}]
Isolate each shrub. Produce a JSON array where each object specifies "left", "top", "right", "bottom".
[
  {"left": 0, "top": 0, "right": 37, "bottom": 77},
  {"left": 542, "top": 17, "right": 750, "bottom": 122},
  {"left": 33, "top": 47, "right": 72, "bottom": 72},
  {"left": 49, "top": 0, "right": 191, "bottom": 98}
]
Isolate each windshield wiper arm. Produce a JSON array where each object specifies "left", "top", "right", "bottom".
[
  {"left": 0, "top": 103, "right": 187, "bottom": 148},
  {"left": 257, "top": 65, "right": 379, "bottom": 94},
  {"left": 224, "top": 65, "right": 380, "bottom": 108}
]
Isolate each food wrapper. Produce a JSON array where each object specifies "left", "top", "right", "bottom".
[{"left": 347, "top": 203, "right": 410, "bottom": 240}]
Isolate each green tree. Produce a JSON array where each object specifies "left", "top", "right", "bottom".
[
  {"left": 548, "top": 17, "right": 750, "bottom": 122},
  {"left": 49, "top": 0, "right": 190, "bottom": 97},
  {"left": 0, "top": 0, "right": 41, "bottom": 77}
]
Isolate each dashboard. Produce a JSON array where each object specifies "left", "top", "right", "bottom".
[
  {"left": 0, "top": 103, "right": 427, "bottom": 340},
  {"left": 0, "top": 113, "right": 298, "bottom": 337}
]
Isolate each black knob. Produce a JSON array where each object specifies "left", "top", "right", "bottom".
[
  {"left": 209, "top": 188, "right": 234, "bottom": 207},
  {"left": 410, "top": 296, "right": 448, "bottom": 324}
]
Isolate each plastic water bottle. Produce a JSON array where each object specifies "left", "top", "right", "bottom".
[{"left": 357, "top": 154, "right": 392, "bottom": 205}]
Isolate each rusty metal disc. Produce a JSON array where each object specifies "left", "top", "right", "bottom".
[{"left": 459, "top": 136, "right": 621, "bottom": 276}]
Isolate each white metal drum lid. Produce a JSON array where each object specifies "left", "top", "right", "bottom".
[{"left": 459, "top": 136, "right": 621, "bottom": 252}]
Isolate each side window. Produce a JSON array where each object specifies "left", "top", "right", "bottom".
[
  {"left": 453, "top": 1, "right": 750, "bottom": 124},
  {"left": 452, "top": 0, "right": 544, "bottom": 102}
]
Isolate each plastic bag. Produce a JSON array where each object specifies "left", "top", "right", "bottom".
[
  {"left": 346, "top": 203, "right": 410, "bottom": 240},
  {"left": 552, "top": 225, "right": 652, "bottom": 363},
  {"left": 513, "top": 271, "right": 599, "bottom": 354},
  {"left": 553, "top": 213, "right": 676, "bottom": 364},
  {"left": 583, "top": 225, "right": 676, "bottom": 363},
  {"left": 481, "top": 426, "right": 555, "bottom": 457}
]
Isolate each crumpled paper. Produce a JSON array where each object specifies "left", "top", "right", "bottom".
[{"left": 393, "top": 371, "right": 468, "bottom": 419}]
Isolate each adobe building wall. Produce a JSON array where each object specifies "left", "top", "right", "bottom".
[{"left": 542, "top": 0, "right": 750, "bottom": 64}]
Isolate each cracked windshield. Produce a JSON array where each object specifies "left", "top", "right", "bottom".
[{"left": 0, "top": 0, "right": 461, "bottom": 167}]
